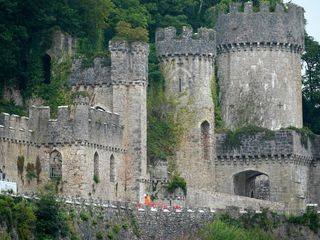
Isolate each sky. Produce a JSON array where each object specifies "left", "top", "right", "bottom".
[{"left": 285, "top": 0, "right": 320, "bottom": 42}]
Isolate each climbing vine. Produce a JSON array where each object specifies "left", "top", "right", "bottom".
[
  {"left": 17, "top": 156, "right": 25, "bottom": 181},
  {"left": 26, "top": 163, "right": 36, "bottom": 184}
]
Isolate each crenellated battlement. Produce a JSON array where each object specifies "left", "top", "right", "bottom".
[
  {"left": 0, "top": 100, "right": 123, "bottom": 148},
  {"left": 0, "top": 113, "right": 33, "bottom": 142},
  {"left": 109, "top": 40, "right": 149, "bottom": 55},
  {"left": 216, "top": 2, "right": 304, "bottom": 50},
  {"left": 215, "top": 130, "right": 315, "bottom": 163},
  {"left": 69, "top": 58, "right": 111, "bottom": 86},
  {"left": 155, "top": 26, "right": 216, "bottom": 57}
]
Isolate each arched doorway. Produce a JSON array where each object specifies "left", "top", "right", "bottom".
[{"left": 233, "top": 170, "right": 270, "bottom": 200}]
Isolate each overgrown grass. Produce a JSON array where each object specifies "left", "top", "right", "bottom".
[
  {"left": 285, "top": 126, "right": 315, "bottom": 149},
  {"left": 223, "top": 125, "right": 275, "bottom": 149},
  {"left": 201, "top": 220, "right": 276, "bottom": 240}
]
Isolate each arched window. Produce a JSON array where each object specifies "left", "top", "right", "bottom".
[
  {"left": 93, "top": 152, "right": 99, "bottom": 182},
  {"left": 49, "top": 150, "right": 62, "bottom": 179},
  {"left": 201, "top": 121, "right": 210, "bottom": 160},
  {"left": 110, "top": 154, "right": 115, "bottom": 182},
  {"left": 42, "top": 54, "right": 51, "bottom": 84}
]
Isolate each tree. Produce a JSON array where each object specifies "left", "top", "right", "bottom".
[{"left": 302, "top": 34, "right": 320, "bottom": 134}]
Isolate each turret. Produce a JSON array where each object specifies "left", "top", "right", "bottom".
[
  {"left": 109, "top": 40, "right": 149, "bottom": 202},
  {"left": 156, "top": 26, "right": 216, "bottom": 192},
  {"left": 215, "top": 2, "right": 304, "bottom": 130}
]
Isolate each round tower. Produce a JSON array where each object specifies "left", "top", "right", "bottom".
[
  {"left": 156, "top": 26, "right": 216, "bottom": 191},
  {"left": 216, "top": 2, "right": 304, "bottom": 130}
]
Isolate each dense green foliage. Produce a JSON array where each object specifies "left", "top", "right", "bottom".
[
  {"left": 288, "top": 207, "right": 320, "bottom": 233},
  {"left": 167, "top": 172, "right": 187, "bottom": 195},
  {"left": 302, "top": 34, "right": 320, "bottom": 134},
  {"left": 0, "top": 193, "right": 72, "bottom": 240}
]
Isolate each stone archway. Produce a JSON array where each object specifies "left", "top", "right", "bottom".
[{"left": 233, "top": 170, "right": 270, "bottom": 200}]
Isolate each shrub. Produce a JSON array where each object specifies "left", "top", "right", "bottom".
[
  {"left": 288, "top": 207, "right": 320, "bottom": 232},
  {"left": 96, "top": 231, "right": 103, "bottom": 240},
  {"left": 93, "top": 174, "right": 100, "bottom": 184},
  {"left": 167, "top": 172, "right": 187, "bottom": 195},
  {"left": 35, "top": 193, "right": 69, "bottom": 239},
  {"left": 80, "top": 211, "right": 90, "bottom": 221}
]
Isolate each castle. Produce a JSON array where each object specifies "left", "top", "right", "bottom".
[{"left": 0, "top": 2, "right": 319, "bottom": 212}]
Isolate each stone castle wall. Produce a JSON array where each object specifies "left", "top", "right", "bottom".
[
  {"left": 0, "top": 97, "right": 123, "bottom": 148},
  {"left": 156, "top": 27, "right": 216, "bottom": 191},
  {"left": 215, "top": 130, "right": 316, "bottom": 211},
  {"left": 216, "top": 3, "right": 304, "bottom": 130}
]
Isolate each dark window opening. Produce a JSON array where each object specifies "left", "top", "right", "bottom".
[
  {"left": 110, "top": 154, "right": 115, "bottom": 182},
  {"left": 94, "top": 152, "right": 99, "bottom": 180},
  {"left": 43, "top": 54, "right": 51, "bottom": 84},
  {"left": 179, "top": 78, "right": 182, "bottom": 92},
  {"left": 201, "top": 121, "right": 210, "bottom": 160},
  {"left": 49, "top": 150, "right": 62, "bottom": 179}
]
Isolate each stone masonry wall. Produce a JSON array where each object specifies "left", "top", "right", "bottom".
[
  {"left": 216, "top": 2, "right": 304, "bottom": 130},
  {"left": 215, "top": 130, "right": 315, "bottom": 212},
  {"left": 0, "top": 139, "right": 126, "bottom": 201},
  {"left": 0, "top": 97, "right": 123, "bottom": 148},
  {"left": 156, "top": 27, "right": 216, "bottom": 192},
  {"left": 110, "top": 40, "right": 149, "bottom": 203}
]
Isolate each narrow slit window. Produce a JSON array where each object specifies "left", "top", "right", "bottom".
[{"left": 179, "top": 78, "right": 182, "bottom": 92}]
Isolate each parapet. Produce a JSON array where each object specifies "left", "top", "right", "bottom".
[
  {"left": 0, "top": 100, "right": 123, "bottom": 148},
  {"left": 109, "top": 40, "right": 149, "bottom": 55},
  {"left": 0, "top": 113, "right": 32, "bottom": 142},
  {"left": 69, "top": 58, "right": 112, "bottom": 86},
  {"left": 216, "top": 130, "right": 316, "bottom": 162},
  {"left": 216, "top": 2, "right": 304, "bottom": 51},
  {"left": 155, "top": 26, "right": 216, "bottom": 57}
]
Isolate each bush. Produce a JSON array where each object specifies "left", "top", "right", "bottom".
[
  {"left": 80, "top": 211, "right": 90, "bottom": 221},
  {"left": 35, "top": 193, "right": 69, "bottom": 239},
  {"left": 288, "top": 207, "right": 320, "bottom": 232},
  {"left": 167, "top": 172, "right": 187, "bottom": 195}
]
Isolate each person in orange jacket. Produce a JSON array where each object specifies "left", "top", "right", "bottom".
[{"left": 144, "top": 193, "right": 151, "bottom": 205}]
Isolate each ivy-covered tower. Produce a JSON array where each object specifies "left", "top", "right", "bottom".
[
  {"left": 216, "top": 2, "right": 305, "bottom": 130},
  {"left": 156, "top": 27, "right": 216, "bottom": 191}
]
